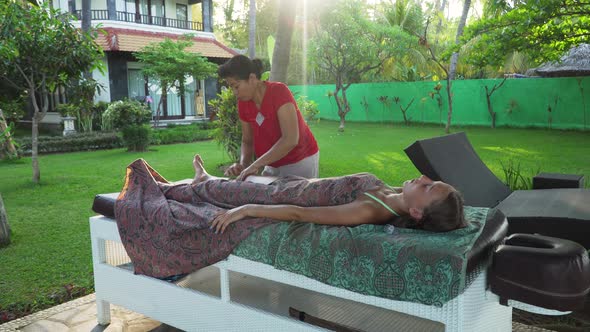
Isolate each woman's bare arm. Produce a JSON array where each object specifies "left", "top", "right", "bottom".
[
  {"left": 236, "top": 103, "right": 299, "bottom": 180},
  {"left": 239, "top": 120, "right": 255, "bottom": 167},
  {"left": 210, "top": 200, "right": 387, "bottom": 234},
  {"left": 225, "top": 121, "right": 255, "bottom": 177}
]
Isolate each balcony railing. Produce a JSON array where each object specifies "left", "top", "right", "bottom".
[{"left": 74, "top": 10, "right": 203, "bottom": 31}]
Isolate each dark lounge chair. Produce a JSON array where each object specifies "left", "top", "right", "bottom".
[{"left": 404, "top": 132, "right": 590, "bottom": 248}]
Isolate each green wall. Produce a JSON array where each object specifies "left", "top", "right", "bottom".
[{"left": 290, "top": 76, "right": 590, "bottom": 130}]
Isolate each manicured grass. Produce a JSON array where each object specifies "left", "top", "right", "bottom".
[{"left": 0, "top": 120, "right": 589, "bottom": 319}]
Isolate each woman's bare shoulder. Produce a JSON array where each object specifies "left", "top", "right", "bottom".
[{"left": 353, "top": 195, "right": 397, "bottom": 224}]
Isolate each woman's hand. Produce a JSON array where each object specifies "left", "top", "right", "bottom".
[
  {"left": 224, "top": 163, "right": 245, "bottom": 177},
  {"left": 237, "top": 163, "right": 262, "bottom": 181},
  {"left": 210, "top": 205, "right": 252, "bottom": 234}
]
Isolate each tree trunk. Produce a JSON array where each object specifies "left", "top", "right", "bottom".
[
  {"left": 81, "top": 0, "right": 91, "bottom": 40},
  {"left": 154, "top": 83, "right": 167, "bottom": 128},
  {"left": 336, "top": 85, "right": 351, "bottom": 132},
  {"left": 82, "top": 0, "right": 92, "bottom": 80},
  {"left": 575, "top": 78, "right": 587, "bottom": 130},
  {"left": 32, "top": 114, "right": 40, "bottom": 183},
  {"left": 445, "top": 78, "right": 452, "bottom": 134},
  {"left": 448, "top": 53, "right": 459, "bottom": 81},
  {"left": 485, "top": 86, "right": 496, "bottom": 128},
  {"left": 333, "top": 85, "right": 345, "bottom": 131},
  {"left": 29, "top": 80, "right": 50, "bottom": 184},
  {"left": 400, "top": 98, "right": 414, "bottom": 125},
  {"left": 448, "top": 0, "right": 471, "bottom": 80},
  {"left": 270, "top": 0, "right": 297, "bottom": 83},
  {"left": 179, "top": 82, "right": 186, "bottom": 118},
  {"left": 248, "top": 0, "right": 256, "bottom": 58},
  {"left": 0, "top": 194, "right": 10, "bottom": 248},
  {"left": 29, "top": 88, "right": 42, "bottom": 184},
  {"left": 492, "top": 112, "right": 496, "bottom": 128}
]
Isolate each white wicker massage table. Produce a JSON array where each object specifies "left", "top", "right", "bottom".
[{"left": 90, "top": 192, "right": 589, "bottom": 332}]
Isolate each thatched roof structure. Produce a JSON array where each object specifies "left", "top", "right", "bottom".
[{"left": 534, "top": 44, "right": 590, "bottom": 77}]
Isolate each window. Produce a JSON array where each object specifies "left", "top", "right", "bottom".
[
  {"left": 176, "top": 3, "right": 187, "bottom": 21},
  {"left": 116, "top": 0, "right": 126, "bottom": 12},
  {"left": 151, "top": 0, "right": 164, "bottom": 18},
  {"left": 127, "top": 69, "right": 147, "bottom": 101}
]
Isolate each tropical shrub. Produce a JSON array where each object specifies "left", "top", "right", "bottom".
[
  {"left": 208, "top": 87, "right": 241, "bottom": 162},
  {"left": 297, "top": 95, "right": 320, "bottom": 123},
  {"left": 58, "top": 78, "right": 105, "bottom": 132},
  {"left": 15, "top": 132, "right": 122, "bottom": 155},
  {"left": 121, "top": 125, "right": 151, "bottom": 152},
  {"left": 55, "top": 103, "right": 78, "bottom": 118},
  {"left": 92, "top": 101, "right": 110, "bottom": 131},
  {"left": 102, "top": 99, "right": 152, "bottom": 130},
  {"left": 0, "top": 121, "right": 19, "bottom": 160},
  {"left": 151, "top": 122, "right": 214, "bottom": 145},
  {"left": 0, "top": 98, "right": 25, "bottom": 124},
  {"left": 103, "top": 99, "right": 152, "bottom": 152},
  {"left": 0, "top": 99, "right": 22, "bottom": 160}
]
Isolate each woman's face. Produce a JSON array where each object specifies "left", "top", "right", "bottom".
[
  {"left": 402, "top": 175, "right": 454, "bottom": 210},
  {"left": 225, "top": 75, "right": 256, "bottom": 101}
]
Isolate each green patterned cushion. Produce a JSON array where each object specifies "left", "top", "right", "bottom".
[{"left": 233, "top": 206, "right": 489, "bottom": 306}]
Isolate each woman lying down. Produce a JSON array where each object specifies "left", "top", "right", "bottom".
[
  {"left": 115, "top": 155, "right": 471, "bottom": 279},
  {"left": 189, "top": 154, "right": 467, "bottom": 234}
]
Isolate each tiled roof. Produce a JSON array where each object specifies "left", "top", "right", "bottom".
[{"left": 96, "top": 28, "right": 237, "bottom": 59}]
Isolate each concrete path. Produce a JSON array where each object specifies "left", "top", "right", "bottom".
[{"left": 0, "top": 293, "right": 554, "bottom": 332}]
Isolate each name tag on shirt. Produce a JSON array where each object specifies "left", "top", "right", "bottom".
[{"left": 256, "top": 112, "right": 265, "bottom": 126}]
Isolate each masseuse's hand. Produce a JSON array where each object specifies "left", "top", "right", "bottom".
[
  {"left": 210, "top": 205, "right": 252, "bottom": 234},
  {"left": 224, "top": 162, "right": 244, "bottom": 177},
  {"left": 237, "top": 164, "right": 261, "bottom": 181}
]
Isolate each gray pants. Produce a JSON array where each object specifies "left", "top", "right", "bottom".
[{"left": 262, "top": 151, "right": 320, "bottom": 178}]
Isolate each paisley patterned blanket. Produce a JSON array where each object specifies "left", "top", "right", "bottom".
[{"left": 115, "top": 158, "right": 487, "bottom": 306}]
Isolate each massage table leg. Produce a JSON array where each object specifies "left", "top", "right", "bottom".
[
  {"left": 220, "top": 268, "right": 230, "bottom": 302},
  {"left": 96, "top": 299, "right": 111, "bottom": 325}
]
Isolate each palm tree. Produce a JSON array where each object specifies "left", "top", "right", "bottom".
[
  {"left": 82, "top": 0, "right": 92, "bottom": 79},
  {"left": 270, "top": 0, "right": 297, "bottom": 83},
  {"left": 248, "top": 0, "right": 256, "bottom": 58},
  {"left": 380, "top": 0, "right": 430, "bottom": 81},
  {"left": 434, "top": 0, "right": 447, "bottom": 45},
  {"left": 449, "top": 0, "right": 471, "bottom": 80},
  {"left": 481, "top": 0, "right": 533, "bottom": 75},
  {"left": 384, "top": 0, "right": 423, "bottom": 35}
]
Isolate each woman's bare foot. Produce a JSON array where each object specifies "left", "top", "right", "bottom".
[{"left": 192, "top": 154, "right": 214, "bottom": 184}]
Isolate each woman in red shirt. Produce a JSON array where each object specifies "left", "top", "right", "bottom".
[{"left": 218, "top": 55, "right": 320, "bottom": 180}]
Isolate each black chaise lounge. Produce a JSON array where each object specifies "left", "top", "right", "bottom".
[{"left": 404, "top": 131, "right": 590, "bottom": 248}]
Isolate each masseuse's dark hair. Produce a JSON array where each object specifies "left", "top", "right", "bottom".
[
  {"left": 392, "top": 190, "right": 467, "bottom": 232},
  {"left": 218, "top": 54, "right": 264, "bottom": 80}
]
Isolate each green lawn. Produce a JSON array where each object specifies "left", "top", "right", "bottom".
[{"left": 1, "top": 120, "right": 589, "bottom": 318}]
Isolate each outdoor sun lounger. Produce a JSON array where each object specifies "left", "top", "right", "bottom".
[
  {"left": 89, "top": 187, "right": 589, "bottom": 331},
  {"left": 404, "top": 131, "right": 590, "bottom": 249}
]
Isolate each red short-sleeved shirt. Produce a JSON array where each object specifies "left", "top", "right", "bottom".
[{"left": 238, "top": 81, "right": 319, "bottom": 168}]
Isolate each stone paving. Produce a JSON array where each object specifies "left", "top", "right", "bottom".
[
  {"left": 0, "top": 294, "right": 177, "bottom": 332},
  {"left": 0, "top": 293, "right": 554, "bottom": 332}
]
